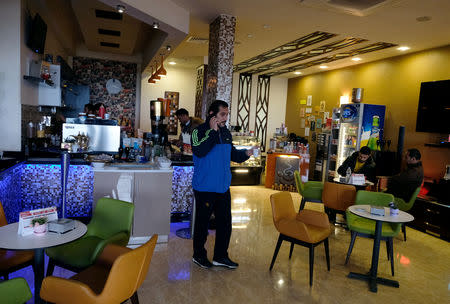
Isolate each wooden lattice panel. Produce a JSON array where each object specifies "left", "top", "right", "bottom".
[
  {"left": 255, "top": 75, "right": 270, "bottom": 151},
  {"left": 237, "top": 73, "right": 252, "bottom": 130}
]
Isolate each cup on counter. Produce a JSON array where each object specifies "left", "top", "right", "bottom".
[
  {"left": 253, "top": 147, "right": 259, "bottom": 157},
  {"left": 104, "top": 113, "right": 110, "bottom": 120}
]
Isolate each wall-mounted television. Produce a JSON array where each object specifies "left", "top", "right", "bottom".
[
  {"left": 415, "top": 79, "right": 450, "bottom": 134},
  {"left": 26, "top": 13, "right": 47, "bottom": 54}
]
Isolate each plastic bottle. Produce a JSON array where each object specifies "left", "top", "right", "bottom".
[
  {"left": 345, "top": 167, "right": 352, "bottom": 183},
  {"left": 367, "top": 115, "right": 380, "bottom": 150},
  {"left": 99, "top": 105, "right": 106, "bottom": 119}
]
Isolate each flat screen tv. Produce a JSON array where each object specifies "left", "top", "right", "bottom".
[
  {"left": 415, "top": 79, "right": 450, "bottom": 133},
  {"left": 26, "top": 13, "right": 47, "bottom": 54}
]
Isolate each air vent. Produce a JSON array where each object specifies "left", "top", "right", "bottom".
[
  {"left": 95, "top": 9, "right": 123, "bottom": 20},
  {"left": 186, "top": 36, "right": 208, "bottom": 44},
  {"left": 98, "top": 29, "right": 121, "bottom": 37},
  {"left": 300, "top": 0, "right": 400, "bottom": 17},
  {"left": 100, "top": 42, "right": 120, "bottom": 48}
]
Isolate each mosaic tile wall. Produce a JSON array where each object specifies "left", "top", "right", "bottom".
[
  {"left": 21, "top": 164, "right": 93, "bottom": 218},
  {"left": 205, "top": 15, "right": 236, "bottom": 116},
  {"left": 0, "top": 165, "right": 23, "bottom": 223},
  {"left": 171, "top": 166, "right": 195, "bottom": 213},
  {"left": 0, "top": 164, "right": 93, "bottom": 222},
  {"left": 72, "top": 57, "right": 137, "bottom": 128}
]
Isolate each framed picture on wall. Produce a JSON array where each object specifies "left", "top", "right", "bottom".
[{"left": 164, "top": 91, "right": 179, "bottom": 135}]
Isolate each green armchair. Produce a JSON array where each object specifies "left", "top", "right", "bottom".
[
  {"left": 345, "top": 191, "right": 400, "bottom": 276},
  {"left": 46, "top": 197, "right": 134, "bottom": 275},
  {"left": 0, "top": 277, "right": 32, "bottom": 304},
  {"left": 394, "top": 187, "right": 421, "bottom": 241},
  {"left": 294, "top": 171, "right": 323, "bottom": 211}
]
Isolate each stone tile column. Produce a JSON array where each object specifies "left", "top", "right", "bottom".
[{"left": 202, "top": 14, "right": 236, "bottom": 119}]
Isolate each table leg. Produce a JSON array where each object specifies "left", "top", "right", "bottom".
[
  {"left": 34, "top": 248, "right": 45, "bottom": 304},
  {"left": 348, "top": 220, "right": 400, "bottom": 292}
]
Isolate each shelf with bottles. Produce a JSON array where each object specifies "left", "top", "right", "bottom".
[{"left": 231, "top": 135, "right": 261, "bottom": 167}]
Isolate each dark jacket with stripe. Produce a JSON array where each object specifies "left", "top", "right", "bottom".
[{"left": 191, "top": 121, "right": 249, "bottom": 193}]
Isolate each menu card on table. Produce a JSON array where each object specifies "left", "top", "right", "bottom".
[
  {"left": 350, "top": 174, "right": 366, "bottom": 185},
  {"left": 18, "top": 207, "right": 58, "bottom": 236}
]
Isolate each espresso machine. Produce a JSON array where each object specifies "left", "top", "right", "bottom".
[{"left": 150, "top": 99, "right": 168, "bottom": 146}]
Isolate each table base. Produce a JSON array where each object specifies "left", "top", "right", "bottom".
[{"left": 348, "top": 272, "right": 399, "bottom": 292}]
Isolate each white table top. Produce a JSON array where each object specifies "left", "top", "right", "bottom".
[
  {"left": 348, "top": 205, "right": 414, "bottom": 223},
  {"left": 0, "top": 220, "right": 87, "bottom": 250},
  {"left": 333, "top": 177, "right": 374, "bottom": 187}
]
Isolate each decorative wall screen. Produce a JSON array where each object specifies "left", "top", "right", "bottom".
[
  {"left": 255, "top": 75, "right": 270, "bottom": 151},
  {"left": 237, "top": 73, "right": 252, "bottom": 130},
  {"left": 164, "top": 91, "right": 179, "bottom": 135}
]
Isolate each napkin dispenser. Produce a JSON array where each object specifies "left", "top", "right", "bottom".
[
  {"left": 48, "top": 218, "right": 75, "bottom": 233},
  {"left": 370, "top": 206, "right": 385, "bottom": 216}
]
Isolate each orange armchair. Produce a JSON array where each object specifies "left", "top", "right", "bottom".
[
  {"left": 321, "top": 182, "right": 356, "bottom": 225},
  {"left": 0, "top": 202, "right": 34, "bottom": 280},
  {"left": 269, "top": 191, "right": 331, "bottom": 286},
  {"left": 40, "top": 235, "right": 158, "bottom": 304}
]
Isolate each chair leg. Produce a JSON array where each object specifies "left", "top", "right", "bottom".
[
  {"left": 46, "top": 258, "right": 56, "bottom": 277},
  {"left": 309, "top": 245, "right": 314, "bottom": 286},
  {"left": 402, "top": 224, "right": 407, "bottom": 241},
  {"left": 386, "top": 239, "right": 390, "bottom": 260},
  {"left": 131, "top": 291, "right": 139, "bottom": 304},
  {"left": 299, "top": 197, "right": 306, "bottom": 211},
  {"left": 345, "top": 231, "right": 357, "bottom": 265},
  {"left": 389, "top": 237, "right": 395, "bottom": 276},
  {"left": 289, "top": 242, "right": 295, "bottom": 260},
  {"left": 270, "top": 234, "right": 283, "bottom": 271},
  {"left": 324, "top": 238, "right": 330, "bottom": 271}
]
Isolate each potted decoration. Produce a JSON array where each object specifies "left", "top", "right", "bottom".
[{"left": 32, "top": 217, "right": 48, "bottom": 235}]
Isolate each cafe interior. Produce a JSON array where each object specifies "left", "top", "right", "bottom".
[{"left": 0, "top": 0, "right": 449, "bottom": 303}]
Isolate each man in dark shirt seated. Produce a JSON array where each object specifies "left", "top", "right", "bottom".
[
  {"left": 386, "top": 148, "right": 424, "bottom": 201},
  {"left": 337, "top": 146, "right": 376, "bottom": 182}
]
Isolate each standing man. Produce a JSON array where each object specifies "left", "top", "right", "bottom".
[
  {"left": 175, "top": 108, "right": 203, "bottom": 154},
  {"left": 337, "top": 146, "right": 376, "bottom": 182},
  {"left": 191, "top": 100, "right": 254, "bottom": 269},
  {"left": 386, "top": 148, "right": 423, "bottom": 201}
]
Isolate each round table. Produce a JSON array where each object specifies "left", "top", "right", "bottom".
[
  {"left": 347, "top": 205, "right": 414, "bottom": 292},
  {"left": 0, "top": 220, "right": 87, "bottom": 303}
]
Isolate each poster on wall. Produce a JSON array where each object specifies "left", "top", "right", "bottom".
[
  {"left": 164, "top": 91, "right": 180, "bottom": 135},
  {"left": 306, "top": 107, "right": 312, "bottom": 113},
  {"left": 300, "top": 118, "right": 306, "bottom": 128},
  {"left": 305, "top": 127, "right": 310, "bottom": 136},
  {"left": 299, "top": 107, "right": 305, "bottom": 117},
  {"left": 300, "top": 99, "right": 307, "bottom": 105},
  {"left": 307, "top": 95, "right": 312, "bottom": 106},
  {"left": 324, "top": 112, "right": 330, "bottom": 120},
  {"left": 317, "top": 118, "right": 322, "bottom": 128},
  {"left": 320, "top": 100, "right": 326, "bottom": 112}
]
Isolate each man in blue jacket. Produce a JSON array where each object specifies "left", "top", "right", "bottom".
[{"left": 191, "top": 100, "right": 254, "bottom": 269}]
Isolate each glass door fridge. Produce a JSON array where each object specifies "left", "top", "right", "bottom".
[{"left": 335, "top": 103, "right": 386, "bottom": 176}]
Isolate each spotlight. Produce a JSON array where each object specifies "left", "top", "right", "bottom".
[
  {"left": 152, "top": 22, "right": 159, "bottom": 29},
  {"left": 166, "top": 45, "right": 172, "bottom": 51},
  {"left": 116, "top": 5, "right": 125, "bottom": 13}
]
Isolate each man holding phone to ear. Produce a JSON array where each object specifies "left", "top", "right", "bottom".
[{"left": 191, "top": 100, "right": 255, "bottom": 269}]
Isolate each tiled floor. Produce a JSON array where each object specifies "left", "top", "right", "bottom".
[{"left": 8, "top": 186, "right": 450, "bottom": 303}]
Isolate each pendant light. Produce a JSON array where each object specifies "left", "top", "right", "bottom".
[
  {"left": 152, "top": 61, "right": 161, "bottom": 81},
  {"left": 157, "top": 54, "right": 167, "bottom": 78},
  {"left": 148, "top": 65, "right": 156, "bottom": 84}
]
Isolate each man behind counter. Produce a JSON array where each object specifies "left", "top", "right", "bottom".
[
  {"left": 175, "top": 108, "right": 203, "bottom": 154},
  {"left": 337, "top": 146, "right": 376, "bottom": 182}
]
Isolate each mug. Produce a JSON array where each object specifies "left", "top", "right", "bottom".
[{"left": 253, "top": 148, "right": 259, "bottom": 157}]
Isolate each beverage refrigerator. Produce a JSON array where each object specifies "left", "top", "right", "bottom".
[{"left": 335, "top": 103, "right": 386, "bottom": 176}]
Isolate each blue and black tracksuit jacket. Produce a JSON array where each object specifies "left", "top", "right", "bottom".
[{"left": 191, "top": 121, "right": 249, "bottom": 193}]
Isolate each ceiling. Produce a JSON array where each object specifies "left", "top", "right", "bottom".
[{"left": 165, "top": 0, "right": 450, "bottom": 77}]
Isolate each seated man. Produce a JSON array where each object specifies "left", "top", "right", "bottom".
[
  {"left": 386, "top": 148, "right": 424, "bottom": 201},
  {"left": 175, "top": 108, "right": 204, "bottom": 154},
  {"left": 337, "top": 146, "right": 376, "bottom": 182}
]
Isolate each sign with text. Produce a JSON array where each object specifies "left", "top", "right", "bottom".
[{"left": 18, "top": 207, "right": 58, "bottom": 236}]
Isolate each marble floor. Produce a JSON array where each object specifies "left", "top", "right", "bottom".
[{"left": 8, "top": 186, "right": 450, "bottom": 303}]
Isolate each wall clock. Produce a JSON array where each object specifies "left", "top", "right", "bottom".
[{"left": 106, "top": 78, "right": 122, "bottom": 94}]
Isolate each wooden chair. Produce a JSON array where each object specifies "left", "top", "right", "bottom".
[
  {"left": 269, "top": 191, "right": 331, "bottom": 286},
  {"left": 0, "top": 202, "right": 35, "bottom": 280},
  {"left": 40, "top": 235, "right": 158, "bottom": 304},
  {"left": 321, "top": 182, "right": 356, "bottom": 225}
]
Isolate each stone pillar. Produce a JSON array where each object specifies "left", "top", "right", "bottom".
[{"left": 202, "top": 14, "right": 236, "bottom": 119}]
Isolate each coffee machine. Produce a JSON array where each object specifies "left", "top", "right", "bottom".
[{"left": 150, "top": 99, "right": 168, "bottom": 146}]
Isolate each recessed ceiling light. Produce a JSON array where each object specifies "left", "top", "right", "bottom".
[
  {"left": 116, "top": 5, "right": 125, "bottom": 13},
  {"left": 168, "top": 61, "right": 176, "bottom": 65},
  {"left": 352, "top": 57, "right": 362, "bottom": 61},
  {"left": 397, "top": 46, "right": 410, "bottom": 51},
  {"left": 319, "top": 65, "right": 328, "bottom": 69},
  {"left": 263, "top": 24, "right": 271, "bottom": 29},
  {"left": 294, "top": 71, "right": 302, "bottom": 75},
  {"left": 247, "top": 34, "right": 253, "bottom": 38}
]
